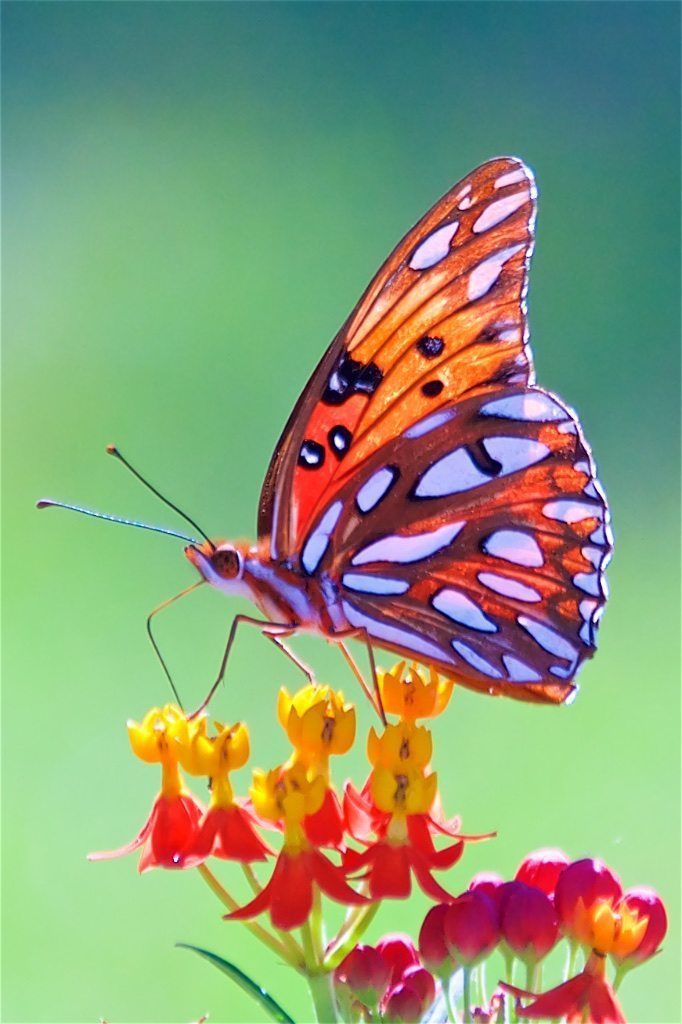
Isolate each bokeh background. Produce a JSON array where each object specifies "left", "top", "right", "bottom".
[{"left": 3, "top": 3, "right": 680, "bottom": 1022}]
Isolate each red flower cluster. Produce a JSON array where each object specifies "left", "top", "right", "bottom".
[{"left": 335, "top": 934, "right": 436, "bottom": 1023}]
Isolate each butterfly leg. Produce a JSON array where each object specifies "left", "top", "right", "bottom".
[
  {"left": 335, "top": 631, "right": 386, "bottom": 725},
  {"left": 190, "top": 614, "right": 300, "bottom": 718},
  {"left": 146, "top": 580, "right": 205, "bottom": 709},
  {"left": 267, "top": 633, "right": 315, "bottom": 683}
]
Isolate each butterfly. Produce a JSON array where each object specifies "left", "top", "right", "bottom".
[{"left": 179, "top": 155, "right": 612, "bottom": 709}]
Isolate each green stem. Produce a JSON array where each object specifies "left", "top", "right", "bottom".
[
  {"left": 613, "top": 963, "right": 628, "bottom": 992},
  {"left": 565, "top": 939, "right": 580, "bottom": 980},
  {"left": 443, "top": 973, "right": 460, "bottom": 1023},
  {"left": 323, "top": 901, "right": 380, "bottom": 969},
  {"left": 197, "top": 864, "right": 300, "bottom": 966},
  {"left": 504, "top": 954, "right": 517, "bottom": 1024},
  {"left": 307, "top": 969, "right": 338, "bottom": 1023},
  {"left": 462, "top": 967, "right": 472, "bottom": 1024},
  {"left": 310, "top": 887, "right": 326, "bottom": 963}
]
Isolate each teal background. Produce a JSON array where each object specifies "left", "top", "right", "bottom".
[{"left": 3, "top": 3, "right": 680, "bottom": 1023}]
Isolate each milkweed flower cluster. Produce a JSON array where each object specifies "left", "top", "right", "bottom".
[{"left": 91, "top": 663, "right": 668, "bottom": 1023}]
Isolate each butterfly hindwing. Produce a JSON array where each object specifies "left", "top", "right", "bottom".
[
  {"left": 259, "top": 156, "right": 537, "bottom": 558},
  {"left": 297, "top": 385, "right": 611, "bottom": 703}
]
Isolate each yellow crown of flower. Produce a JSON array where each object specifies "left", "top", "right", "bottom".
[{"left": 378, "top": 662, "right": 454, "bottom": 720}]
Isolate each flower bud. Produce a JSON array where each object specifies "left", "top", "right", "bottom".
[
  {"left": 376, "top": 933, "right": 420, "bottom": 987},
  {"left": 418, "top": 904, "right": 451, "bottom": 973},
  {"left": 500, "top": 881, "right": 559, "bottom": 963},
  {"left": 611, "top": 887, "right": 668, "bottom": 966},
  {"left": 335, "top": 944, "right": 390, "bottom": 1006},
  {"left": 401, "top": 965, "right": 436, "bottom": 1009},
  {"left": 468, "top": 871, "right": 506, "bottom": 911},
  {"left": 554, "top": 858, "right": 622, "bottom": 943},
  {"left": 445, "top": 890, "right": 499, "bottom": 966},
  {"left": 515, "top": 847, "right": 569, "bottom": 898},
  {"left": 383, "top": 982, "right": 423, "bottom": 1023}
]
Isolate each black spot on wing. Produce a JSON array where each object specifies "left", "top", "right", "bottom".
[
  {"left": 299, "top": 440, "right": 325, "bottom": 469},
  {"left": 422, "top": 379, "right": 444, "bottom": 398},
  {"left": 416, "top": 335, "right": 444, "bottom": 359},
  {"left": 328, "top": 425, "right": 352, "bottom": 459},
  {"left": 322, "top": 353, "right": 383, "bottom": 406}
]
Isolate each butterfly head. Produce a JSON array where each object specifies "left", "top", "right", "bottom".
[{"left": 185, "top": 539, "right": 248, "bottom": 593}]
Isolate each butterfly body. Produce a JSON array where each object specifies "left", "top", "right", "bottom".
[{"left": 186, "top": 156, "right": 612, "bottom": 706}]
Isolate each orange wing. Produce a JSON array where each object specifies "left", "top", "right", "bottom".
[{"left": 258, "top": 156, "right": 537, "bottom": 559}]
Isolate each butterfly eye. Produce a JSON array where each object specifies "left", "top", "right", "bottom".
[{"left": 212, "top": 547, "right": 242, "bottom": 580}]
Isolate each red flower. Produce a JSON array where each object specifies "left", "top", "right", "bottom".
[
  {"left": 226, "top": 847, "right": 368, "bottom": 930},
  {"left": 376, "top": 933, "right": 420, "bottom": 987},
  {"left": 468, "top": 871, "right": 506, "bottom": 911},
  {"left": 504, "top": 951, "right": 626, "bottom": 1023},
  {"left": 444, "top": 890, "right": 499, "bottom": 967},
  {"left": 401, "top": 965, "right": 436, "bottom": 1009},
  {"left": 343, "top": 782, "right": 487, "bottom": 902},
  {"left": 515, "top": 847, "right": 569, "bottom": 898},
  {"left": 500, "top": 881, "right": 559, "bottom": 964},
  {"left": 554, "top": 858, "right": 622, "bottom": 941},
  {"left": 383, "top": 983, "right": 423, "bottom": 1023},
  {"left": 335, "top": 944, "right": 391, "bottom": 1008},
  {"left": 419, "top": 904, "right": 452, "bottom": 974},
  {"left": 183, "top": 801, "right": 272, "bottom": 866},
  {"left": 304, "top": 788, "right": 345, "bottom": 850},
  {"left": 89, "top": 791, "right": 204, "bottom": 872},
  {"left": 611, "top": 887, "right": 667, "bottom": 966}
]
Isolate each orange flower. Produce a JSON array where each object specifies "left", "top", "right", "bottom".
[{"left": 378, "top": 662, "right": 454, "bottom": 721}]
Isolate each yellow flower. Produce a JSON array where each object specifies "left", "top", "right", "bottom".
[
  {"left": 278, "top": 684, "right": 356, "bottom": 767},
  {"left": 370, "top": 765, "right": 438, "bottom": 816},
  {"left": 251, "top": 762, "right": 326, "bottom": 852},
  {"left": 177, "top": 718, "right": 250, "bottom": 808},
  {"left": 126, "top": 704, "right": 193, "bottom": 800},
  {"left": 379, "top": 662, "right": 454, "bottom": 720},
  {"left": 573, "top": 897, "right": 649, "bottom": 957},
  {"left": 367, "top": 721, "right": 433, "bottom": 772}
]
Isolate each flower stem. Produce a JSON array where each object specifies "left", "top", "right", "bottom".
[
  {"left": 197, "top": 864, "right": 301, "bottom": 967},
  {"left": 307, "top": 969, "right": 338, "bottom": 1023},
  {"left": 323, "top": 901, "right": 380, "bottom": 969},
  {"left": 443, "top": 973, "right": 460, "bottom": 1023},
  {"left": 462, "top": 967, "right": 472, "bottom": 1024}
]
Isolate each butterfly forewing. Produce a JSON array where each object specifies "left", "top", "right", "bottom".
[{"left": 259, "top": 157, "right": 537, "bottom": 557}]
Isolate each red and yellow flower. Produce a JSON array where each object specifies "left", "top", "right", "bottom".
[{"left": 89, "top": 704, "right": 204, "bottom": 871}]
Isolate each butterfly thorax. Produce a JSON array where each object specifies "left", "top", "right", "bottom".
[{"left": 185, "top": 539, "right": 348, "bottom": 634}]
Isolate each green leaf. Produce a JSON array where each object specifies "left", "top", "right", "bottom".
[{"left": 177, "top": 942, "right": 296, "bottom": 1024}]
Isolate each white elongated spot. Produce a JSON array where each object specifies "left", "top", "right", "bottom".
[
  {"left": 473, "top": 191, "right": 528, "bottom": 233},
  {"left": 415, "top": 437, "right": 548, "bottom": 499},
  {"left": 342, "top": 601, "right": 454, "bottom": 663},
  {"left": 483, "top": 529, "right": 544, "bottom": 568},
  {"left": 356, "top": 466, "right": 398, "bottom": 513},
  {"left": 456, "top": 184, "right": 472, "bottom": 204},
  {"left": 478, "top": 572, "right": 541, "bottom": 603},
  {"left": 558, "top": 421, "right": 577, "bottom": 434},
  {"left": 479, "top": 392, "right": 567, "bottom": 422},
  {"left": 518, "top": 615, "right": 578, "bottom": 663},
  {"left": 404, "top": 408, "right": 455, "bottom": 440},
  {"left": 583, "top": 480, "right": 599, "bottom": 499},
  {"left": 579, "top": 598, "right": 598, "bottom": 622},
  {"left": 458, "top": 196, "right": 473, "bottom": 210},
  {"left": 452, "top": 640, "right": 502, "bottom": 678},
  {"left": 574, "top": 571, "right": 600, "bottom": 596},
  {"left": 409, "top": 221, "right": 459, "bottom": 270},
  {"left": 468, "top": 245, "right": 523, "bottom": 302},
  {"left": 494, "top": 168, "right": 528, "bottom": 189},
  {"left": 543, "top": 500, "right": 601, "bottom": 524},
  {"left": 341, "top": 573, "right": 409, "bottom": 596},
  {"left": 483, "top": 436, "right": 551, "bottom": 474},
  {"left": 590, "top": 524, "right": 606, "bottom": 544},
  {"left": 550, "top": 663, "right": 575, "bottom": 679},
  {"left": 575, "top": 460, "right": 589, "bottom": 475},
  {"left": 503, "top": 654, "right": 542, "bottom": 682},
  {"left": 301, "top": 500, "right": 343, "bottom": 575},
  {"left": 352, "top": 520, "right": 464, "bottom": 566},
  {"left": 498, "top": 328, "right": 520, "bottom": 342},
  {"left": 415, "top": 447, "right": 490, "bottom": 497},
  {"left": 432, "top": 588, "right": 498, "bottom": 632},
  {"left": 582, "top": 546, "right": 603, "bottom": 568}
]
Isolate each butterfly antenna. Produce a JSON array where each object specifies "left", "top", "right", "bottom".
[
  {"left": 36, "top": 499, "right": 200, "bottom": 543},
  {"left": 106, "top": 445, "right": 215, "bottom": 551}
]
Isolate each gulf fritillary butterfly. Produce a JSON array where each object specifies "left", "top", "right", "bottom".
[
  {"left": 184, "top": 156, "right": 612, "bottom": 707},
  {"left": 41, "top": 156, "right": 612, "bottom": 710}
]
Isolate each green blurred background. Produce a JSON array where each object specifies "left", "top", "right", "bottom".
[{"left": 3, "top": 3, "right": 680, "bottom": 1022}]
